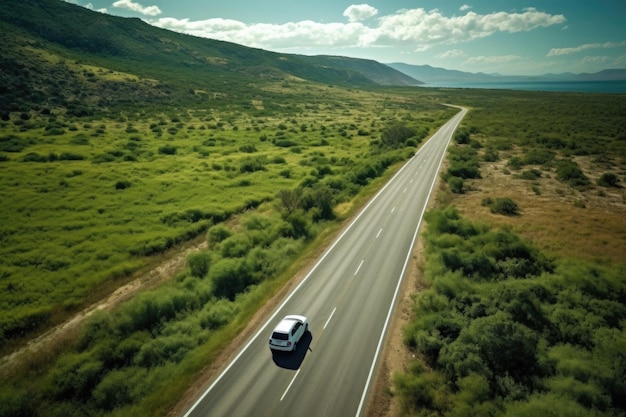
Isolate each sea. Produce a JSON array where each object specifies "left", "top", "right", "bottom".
[{"left": 419, "top": 80, "right": 626, "bottom": 94}]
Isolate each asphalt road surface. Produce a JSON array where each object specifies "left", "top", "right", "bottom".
[{"left": 183, "top": 106, "right": 467, "bottom": 417}]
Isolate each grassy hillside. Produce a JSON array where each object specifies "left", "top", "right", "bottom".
[{"left": 0, "top": 0, "right": 418, "bottom": 117}]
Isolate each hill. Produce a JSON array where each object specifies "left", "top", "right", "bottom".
[
  {"left": 0, "top": 0, "right": 419, "bottom": 115},
  {"left": 387, "top": 62, "right": 626, "bottom": 84}
]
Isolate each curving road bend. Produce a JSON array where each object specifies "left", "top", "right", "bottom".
[{"left": 183, "top": 106, "right": 467, "bottom": 417}]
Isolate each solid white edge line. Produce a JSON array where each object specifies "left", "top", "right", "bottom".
[
  {"left": 324, "top": 307, "right": 337, "bottom": 330},
  {"left": 182, "top": 113, "right": 438, "bottom": 417},
  {"left": 354, "top": 107, "right": 466, "bottom": 417},
  {"left": 376, "top": 228, "right": 383, "bottom": 239},
  {"left": 281, "top": 369, "right": 301, "bottom": 402}
]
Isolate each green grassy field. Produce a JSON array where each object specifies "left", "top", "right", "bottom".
[{"left": 0, "top": 80, "right": 453, "bottom": 354}]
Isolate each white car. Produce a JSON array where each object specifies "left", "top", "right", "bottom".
[{"left": 269, "top": 315, "right": 308, "bottom": 352}]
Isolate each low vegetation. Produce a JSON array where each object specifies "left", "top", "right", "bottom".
[
  {"left": 0, "top": 2, "right": 625, "bottom": 415},
  {"left": 396, "top": 207, "right": 625, "bottom": 417},
  {"left": 0, "top": 66, "right": 453, "bottom": 416},
  {"left": 0, "top": 84, "right": 449, "bottom": 353},
  {"left": 392, "top": 88, "right": 626, "bottom": 416}
]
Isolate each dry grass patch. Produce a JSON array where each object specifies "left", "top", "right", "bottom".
[{"left": 453, "top": 150, "right": 626, "bottom": 263}]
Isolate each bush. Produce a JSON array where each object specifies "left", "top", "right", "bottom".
[
  {"left": 187, "top": 251, "right": 211, "bottom": 278},
  {"left": 597, "top": 172, "right": 619, "bottom": 187},
  {"left": 210, "top": 258, "right": 253, "bottom": 300},
  {"left": 483, "top": 148, "right": 499, "bottom": 162},
  {"left": 219, "top": 234, "right": 253, "bottom": 258},
  {"left": 554, "top": 160, "right": 590, "bottom": 187},
  {"left": 158, "top": 145, "right": 177, "bottom": 155},
  {"left": 380, "top": 124, "right": 416, "bottom": 148},
  {"left": 115, "top": 180, "right": 131, "bottom": 190},
  {"left": 519, "top": 169, "right": 542, "bottom": 180},
  {"left": 239, "top": 143, "right": 257, "bottom": 153},
  {"left": 482, "top": 197, "right": 519, "bottom": 215},
  {"left": 447, "top": 176, "right": 464, "bottom": 194},
  {"left": 507, "top": 156, "right": 524, "bottom": 170},
  {"left": 523, "top": 149, "right": 556, "bottom": 165},
  {"left": 239, "top": 157, "right": 267, "bottom": 173},
  {"left": 59, "top": 152, "right": 85, "bottom": 161},
  {"left": 207, "top": 225, "right": 232, "bottom": 248},
  {"left": 454, "top": 129, "right": 470, "bottom": 144},
  {"left": 0, "top": 134, "right": 34, "bottom": 152},
  {"left": 200, "top": 299, "right": 238, "bottom": 330},
  {"left": 22, "top": 152, "right": 48, "bottom": 162}
]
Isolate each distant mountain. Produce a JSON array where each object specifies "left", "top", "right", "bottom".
[
  {"left": 387, "top": 63, "right": 626, "bottom": 85},
  {"left": 309, "top": 55, "right": 422, "bottom": 86},
  {"left": 0, "top": 0, "right": 420, "bottom": 114}
]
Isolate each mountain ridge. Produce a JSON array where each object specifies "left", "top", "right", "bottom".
[{"left": 387, "top": 62, "right": 626, "bottom": 85}]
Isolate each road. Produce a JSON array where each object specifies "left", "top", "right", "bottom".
[{"left": 183, "top": 106, "right": 467, "bottom": 417}]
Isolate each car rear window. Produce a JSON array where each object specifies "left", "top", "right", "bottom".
[{"left": 272, "top": 332, "right": 289, "bottom": 340}]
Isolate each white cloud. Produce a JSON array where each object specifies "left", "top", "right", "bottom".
[
  {"left": 343, "top": 4, "right": 378, "bottom": 23},
  {"left": 155, "top": 18, "right": 368, "bottom": 49},
  {"left": 460, "top": 5, "right": 472, "bottom": 12},
  {"left": 112, "top": 0, "right": 161, "bottom": 17},
  {"left": 547, "top": 40, "right": 626, "bottom": 57},
  {"left": 84, "top": 2, "right": 107, "bottom": 13},
  {"left": 437, "top": 49, "right": 466, "bottom": 59},
  {"left": 150, "top": 7, "right": 565, "bottom": 52}
]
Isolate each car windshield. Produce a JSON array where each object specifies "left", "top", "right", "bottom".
[{"left": 272, "top": 332, "right": 289, "bottom": 340}]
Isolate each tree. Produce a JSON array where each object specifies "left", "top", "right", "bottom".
[
  {"left": 277, "top": 188, "right": 302, "bottom": 216},
  {"left": 380, "top": 124, "right": 416, "bottom": 148}
]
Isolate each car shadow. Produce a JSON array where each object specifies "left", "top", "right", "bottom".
[{"left": 271, "top": 331, "right": 313, "bottom": 370}]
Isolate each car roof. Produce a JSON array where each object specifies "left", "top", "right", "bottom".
[{"left": 273, "top": 315, "right": 306, "bottom": 333}]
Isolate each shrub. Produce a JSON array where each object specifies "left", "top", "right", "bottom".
[
  {"left": 210, "top": 258, "right": 253, "bottom": 300},
  {"left": 554, "top": 159, "right": 590, "bottom": 187},
  {"left": 187, "top": 251, "right": 211, "bottom": 278},
  {"left": 380, "top": 124, "right": 417, "bottom": 148},
  {"left": 239, "top": 157, "right": 266, "bottom": 173},
  {"left": 207, "top": 225, "right": 232, "bottom": 248},
  {"left": 158, "top": 145, "right": 177, "bottom": 155},
  {"left": 200, "top": 299, "right": 238, "bottom": 330},
  {"left": 597, "top": 172, "right": 619, "bottom": 187},
  {"left": 0, "top": 134, "right": 34, "bottom": 152},
  {"left": 22, "top": 152, "right": 48, "bottom": 162},
  {"left": 439, "top": 312, "right": 539, "bottom": 394},
  {"left": 219, "top": 234, "right": 253, "bottom": 258},
  {"left": 59, "top": 152, "right": 85, "bottom": 161},
  {"left": 115, "top": 180, "right": 131, "bottom": 190},
  {"left": 454, "top": 129, "right": 470, "bottom": 144},
  {"left": 519, "top": 169, "right": 542, "bottom": 180},
  {"left": 447, "top": 162, "right": 480, "bottom": 179},
  {"left": 483, "top": 197, "right": 519, "bottom": 215},
  {"left": 483, "top": 148, "right": 499, "bottom": 162},
  {"left": 239, "top": 143, "right": 257, "bottom": 153},
  {"left": 507, "top": 156, "right": 524, "bottom": 170},
  {"left": 447, "top": 176, "right": 464, "bottom": 194},
  {"left": 523, "top": 149, "right": 556, "bottom": 165},
  {"left": 446, "top": 147, "right": 481, "bottom": 179},
  {"left": 92, "top": 152, "right": 117, "bottom": 163}
]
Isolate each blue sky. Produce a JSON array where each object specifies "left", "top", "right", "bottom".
[{"left": 66, "top": 0, "right": 625, "bottom": 75}]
